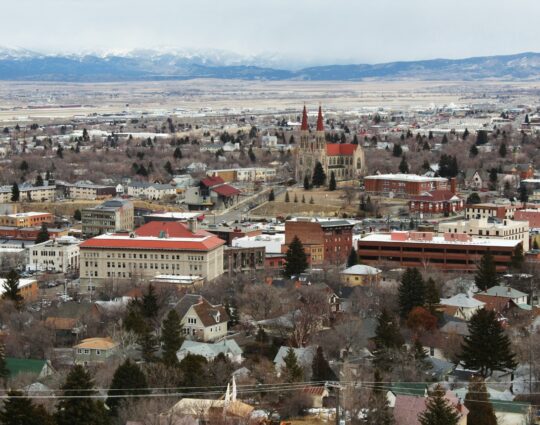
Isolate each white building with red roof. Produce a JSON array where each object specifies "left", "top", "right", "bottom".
[
  {"left": 295, "top": 105, "right": 366, "bottom": 183},
  {"left": 184, "top": 175, "right": 241, "bottom": 211},
  {"left": 79, "top": 220, "right": 225, "bottom": 291}
]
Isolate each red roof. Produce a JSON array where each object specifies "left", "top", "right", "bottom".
[
  {"left": 135, "top": 221, "right": 212, "bottom": 238},
  {"left": 473, "top": 294, "right": 513, "bottom": 313},
  {"left": 301, "top": 105, "right": 309, "bottom": 131},
  {"left": 411, "top": 190, "right": 460, "bottom": 202},
  {"left": 201, "top": 176, "right": 225, "bottom": 188},
  {"left": 80, "top": 235, "right": 225, "bottom": 251},
  {"left": 316, "top": 105, "right": 324, "bottom": 131},
  {"left": 325, "top": 143, "right": 357, "bottom": 156},
  {"left": 212, "top": 184, "right": 241, "bottom": 197}
]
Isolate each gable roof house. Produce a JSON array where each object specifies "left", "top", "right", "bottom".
[
  {"left": 439, "top": 293, "right": 485, "bottom": 320},
  {"left": 273, "top": 346, "right": 317, "bottom": 377},
  {"left": 173, "top": 294, "right": 228, "bottom": 342},
  {"left": 176, "top": 339, "right": 243, "bottom": 363},
  {"left": 184, "top": 176, "right": 241, "bottom": 211}
]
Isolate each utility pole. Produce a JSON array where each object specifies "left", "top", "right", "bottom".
[{"left": 327, "top": 382, "right": 342, "bottom": 425}]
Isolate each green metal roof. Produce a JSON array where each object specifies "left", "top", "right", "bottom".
[
  {"left": 6, "top": 358, "right": 47, "bottom": 377},
  {"left": 490, "top": 399, "right": 531, "bottom": 414},
  {"left": 390, "top": 382, "right": 427, "bottom": 397}
]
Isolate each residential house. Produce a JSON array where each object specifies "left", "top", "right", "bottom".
[
  {"left": 6, "top": 358, "right": 55, "bottom": 380},
  {"left": 73, "top": 337, "right": 119, "bottom": 365},
  {"left": 176, "top": 339, "right": 243, "bottom": 363},
  {"left": 476, "top": 285, "right": 528, "bottom": 306},
  {"left": 301, "top": 386, "right": 329, "bottom": 408},
  {"left": 173, "top": 294, "right": 228, "bottom": 342},
  {"left": 273, "top": 346, "right": 316, "bottom": 376},
  {"left": 127, "top": 182, "right": 176, "bottom": 200},
  {"left": 340, "top": 265, "right": 382, "bottom": 286},
  {"left": 439, "top": 294, "right": 485, "bottom": 320},
  {"left": 184, "top": 176, "right": 240, "bottom": 211}
]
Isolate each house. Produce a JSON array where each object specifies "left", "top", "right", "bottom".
[
  {"left": 173, "top": 294, "right": 228, "bottom": 342},
  {"left": 340, "top": 264, "right": 382, "bottom": 286},
  {"left": 301, "top": 386, "right": 329, "bottom": 408},
  {"left": 45, "top": 317, "right": 85, "bottom": 346},
  {"left": 476, "top": 285, "right": 528, "bottom": 306},
  {"left": 464, "top": 169, "right": 488, "bottom": 190},
  {"left": 0, "top": 277, "right": 38, "bottom": 302},
  {"left": 127, "top": 182, "right": 176, "bottom": 200},
  {"left": 439, "top": 294, "right": 485, "bottom": 320},
  {"left": 273, "top": 346, "right": 316, "bottom": 376},
  {"left": 176, "top": 339, "right": 243, "bottom": 363},
  {"left": 184, "top": 176, "right": 240, "bottom": 211},
  {"left": 73, "top": 337, "right": 119, "bottom": 365},
  {"left": 409, "top": 189, "right": 464, "bottom": 215},
  {"left": 6, "top": 358, "right": 55, "bottom": 380}
]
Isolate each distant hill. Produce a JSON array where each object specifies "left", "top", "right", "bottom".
[{"left": 0, "top": 49, "right": 539, "bottom": 82}]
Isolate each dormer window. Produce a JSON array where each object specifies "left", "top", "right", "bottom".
[{"left": 215, "top": 312, "right": 221, "bottom": 323}]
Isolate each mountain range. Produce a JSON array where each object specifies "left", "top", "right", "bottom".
[{"left": 0, "top": 49, "right": 539, "bottom": 82}]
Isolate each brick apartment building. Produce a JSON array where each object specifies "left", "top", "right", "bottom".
[
  {"left": 515, "top": 209, "right": 540, "bottom": 228},
  {"left": 464, "top": 203, "right": 519, "bottom": 220},
  {"left": 364, "top": 174, "right": 449, "bottom": 197},
  {"left": 0, "top": 212, "right": 53, "bottom": 228},
  {"left": 284, "top": 218, "right": 354, "bottom": 266},
  {"left": 357, "top": 231, "right": 520, "bottom": 272},
  {"left": 409, "top": 189, "right": 464, "bottom": 215}
]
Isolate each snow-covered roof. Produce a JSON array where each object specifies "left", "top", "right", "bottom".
[{"left": 440, "top": 293, "right": 485, "bottom": 308}]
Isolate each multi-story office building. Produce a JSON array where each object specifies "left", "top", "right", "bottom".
[
  {"left": 28, "top": 236, "right": 80, "bottom": 273},
  {"left": 0, "top": 212, "right": 53, "bottom": 228},
  {"left": 81, "top": 199, "right": 134, "bottom": 237},
  {"left": 364, "top": 174, "right": 449, "bottom": 197}
]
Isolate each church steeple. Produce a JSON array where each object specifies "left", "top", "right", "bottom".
[
  {"left": 316, "top": 105, "right": 324, "bottom": 132},
  {"left": 301, "top": 105, "right": 309, "bottom": 131}
]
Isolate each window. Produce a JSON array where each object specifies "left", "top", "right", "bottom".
[
  {"left": 84, "top": 349, "right": 90, "bottom": 354},
  {"left": 96, "top": 350, "right": 101, "bottom": 355}
]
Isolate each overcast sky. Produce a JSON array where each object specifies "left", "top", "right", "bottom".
[{"left": 3, "top": 0, "right": 538, "bottom": 66}]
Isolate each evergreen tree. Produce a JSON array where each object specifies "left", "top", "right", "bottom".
[
  {"left": 393, "top": 144, "right": 403, "bottom": 157},
  {"left": 173, "top": 147, "right": 182, "bottom": 160},
  {"left": 294, "top": 194, "right": 298, "bottom": 203},
  {"left": 178, "top": 354, "right": 208, "bottom": 389},
  {"left": 399, "top": 156, "right": 409, "bottom": 174},
  {"left": 56, "top": 145, "right": 63, "bottom": 158},
  {"left": 511, "top": 244, "right": 524, "bottom": 270},
  {"left": 428, "top": 131, "right": 433, "bottom": 140},
  {"left": 466, "top": 192, "right": 481, "bottom": 204},
  {"left": 424, "top": 278, "right": 440, "bottom": 313},
  {"left": 2, "top": 269, "right": 23, "bottom": 309},
  {"left": 476, "top": 130, "right": 488, "bottom": 145},
  {"left": 499, "top": 142, "right": 508, "bottom": 158},
  {"left": 164, "top": 160, "right": 173, "bottom": 175},
  {"left": 328, "top": 172, "right": 336, "bottom": 191},
  {"left": 474, "top": 252, "right": 498, "bottom": 291},
  {"left": 411, "top": 339, "right": 431, "bottom": 371},
  {"left": 284, "top": 236, "right": 308, "bottom": 278},
  {"left": 534, "top": 239, "right": 539, "bottom": 250},
  {"left": 364, "top": 369, "right": 395, "bottom": 425},
  {"left": 418, "top": 385, "right": 460, "bottom": 425},
  {"left": 442, "top": 134, "right": 448, "bottom": 144},
  {"left": 312, "top": 161, "right": 326, "bottom": 187},
  {"left": 285, "top": 191, "right": 290, "bottom": 202},
  {"left": 525, "top": 114, "right": 530, "bottom": 124},
  {"left": 459, "top": 309, "right": 517, "bottom": 377},
  {"left": 55, "top": 365, "right": 110, "bottom": 425},
  {"left": 35, "top": 223, "right": 49, "bottom": 244},
  {"left": 73, "top": 209, "right": 82, "bottom": 221},
  {"left": 469, "top": 144, "right": 478, "bottom": 157},
  {"left": 139, "top": 325, "right": 158, "bottom": 363},
  {"left": 372, "top": 309, "right": 404, "bottom": 369},
  {"left": 464, "top": 377, "right": 497, "bottom": 425},
  {"left": 123, "top": 299, "right": 146, "bottom": 335},
  {"left": 303, "top": 175, "right": 310, "bottom": 190},
  {"left": 107, "top": 359, "right": 149, "bottom": 416},
  {"left": 268, "top": 189, "right": 275, "bottom": 201},
  {"left": 35, "top": 175, "right": 44, "bottom": 187},
  {"left": 311, "top": 346, "right": 334, "bottom": 381},
  {"left": 283, "top": 348, "right": 303, "bottom": 383},
  {"left": 398, "top": 268, "right": 425, "bottom": 318},
  {"left": 10, "top": 183, "right": 19, "bottom": 202},
  {"left": 347, "top": 247, "right": 358, "bottom": 267},
  {"left": 462, "top": 128, "right": 470, "bottom": 140},
  {"left": 518, "top": 183, "right": 528, "bottom": 206},
  {"left": 301, "top": 194, "right": 306, "bottom": 203},
  {"left": 161, "top": 310, "right": 183, "bottom": 366},
  {"left": 0, "top": 343, "right": 8, "bottom": 385},
  {"left": 141, "top": 284, "right": 158, "bottom": 319},
  {"left": 0, "top": 390, "right": 55, "bottom": 425},
  {"left": 19, "top": 161, "right": 28, "bottom": 172},
  {"left": 309, "top": 196, "right": 314, "bottom": 204},
  {"left": 248, "top": 147, "right": 256, "bottom": 162}
]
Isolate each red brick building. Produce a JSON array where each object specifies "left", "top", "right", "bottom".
[
  {"left": 284, "top": 218, "right": 354, "bottom": 266},
  {"left": 357, "top": 231, "right": 520, "bottom": 272},
  {"left": 364, "top": 174, "right": 449, "bottom": 197},
  {"left": 409, "top": 189, "right": 464, "bottom": 215},
  {"left": 514, "top": 209, "right": 540, "bottom": 228},
  {"left": 464, "top": 203, "right": 519, "bottom": 220}
]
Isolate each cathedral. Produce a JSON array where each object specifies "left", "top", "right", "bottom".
[{"left": 295, "top": 105, "right": 366, "bottom": 184}]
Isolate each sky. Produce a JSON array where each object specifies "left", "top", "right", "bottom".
[{"left": 2, "top": 0, "right": 539, "bottom": 67}]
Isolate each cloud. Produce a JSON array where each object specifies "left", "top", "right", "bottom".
[{"left": 1, "top": 0, "right": 538, "bottom": 65}]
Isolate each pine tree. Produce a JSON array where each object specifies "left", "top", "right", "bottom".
[
  {"left": 518, "top": 183, "right": 528, "bottom": 206},
  {"left": 398, "top": 268, "right": 425, "bottom": 318},
  {"left": 303, "top": 175, "right": 310, "bottom": 190},
  {"left": 469, "top": 144, "right": 479, "bottom": 157},
  {"left": 364, "top": 369, "right": 395, "bottom": 425},
  {"left": 312, "top": 161, "right": 326, "bottom": 187},
  {"left": 412, "top": 339, "right": 431, "bottom": 371},
  {"left": 0, "top": 390, "right": 55, "bottom": 425},
  {"left": 463, "top": 128, "right": 470, "bottom": 140},
  {"left": 161, "top": 309, "right": 183, "bottom": 366},
  {"left": 466, "top": 192, "right": 481, "bottom": 204},
  {"left": 107, "top": 359, "right": 149, "bottom": 416},
  {"left": 285, "top": 191, "right": 290, "bottom": 202},
  {"left": 35, "top": 175, "right": 44, "bottom": 187},
  {"left": 328, "top": 172, "right": 336, "bottom": 191},
  {"left": 525, "top": 114, "right": 530, "bottom": 124},
  {"left": 56, "top": 145, "right": 63, "bottom": 158},
  {"left": 284, "top": 236, "right": 308, "bottom": 278},
  {"left": 10, "top": 183, "right": 19, "bottom": 202},
  {"left": 283, "top": 348, "right": 303, "bottom": 383},
  {"left": 399, "top": 156, "right": 409, "bottom": 174},
  {"left": 0, "top": 343, "right": 9, "bottom": 385},
  {"left": 418, "top": 385, "right": 460, "bottom": 425},
  {"left": 464, "top": 377, "right": 497, "bottom": 425},
  {"left": 268, "top": 189, "right": 275, "bottom": 201},
  {"left": 35, "top": 223, "right": 49, "bottom": 244},
  {"left": 73, "top": 209, "right": 82, "bottom": 221},
  {"left": 294, "top": 194, "right": 298, "bottom": 203},
  {"left": 139, "top": 325, "right": 158, "bottom": 363},
  {"left": 393, "top": 144, "right": 403, "bottom": 157},
  {"left": 347, "top": 247, "right": 358, "bottom": 267},
  {"left": 164, "top": 161, "right": 173, "bottom": 175},
  {"left": 499, "top": 142, "right": 507, "bottom": 158},
  {"left": 309, "top": 196, "right": 314, "bottom": 204},
  {"left": 474, "top": 252, "right": 498, "bottom": 291},
  {"left": 459, "top": 309, "right": 517, "bottom": 377},
  {"left": 55, "top": 365, "right": 110, "bottom": 425},
  {"left": 511, "top": 244, "right": 524, "bottom": 270},
  {"left": 476, "top": 130, "right": 488, "bottom": 145},
  {"left": 2, "top": 269, "right": 23, "bottom": 309},
  {"left": 373, "top": 309, "right": 404, "bottom": 370},
  {"left": 424, "top": 278, "right": 440, "bottom": 313},
  {"left": 173, "top": 147, "right": 183, "bottom": 160},
  {"left": 441, "top": 134, "right": 448, "bottom": 144},
  {"left": 301, "top": 194, "right": 306, "bottom": 203},
  {"left": 311, "top": 346, "right": 334, "bottom": 381},
  {"left": 141, "top": 284, "right": 158, "bottom": 319}
]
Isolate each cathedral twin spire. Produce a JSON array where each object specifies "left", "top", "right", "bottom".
[{"left": 301, "top": 104, "right": 324, "bottom": 132}]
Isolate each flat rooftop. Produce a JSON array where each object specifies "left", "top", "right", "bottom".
[
  {"left": 360, "top": 233, "right": 521, "bottom": 248},
  {"left": 365, "top": 174, "right": 448, "bottom": 182}
]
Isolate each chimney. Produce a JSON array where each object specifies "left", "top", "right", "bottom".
[
  {"left": 187, "top": 218, "right": 197, "bottom": 233},
  {"left": 450, "top": 177, "right": 457, "bottom": 194}
]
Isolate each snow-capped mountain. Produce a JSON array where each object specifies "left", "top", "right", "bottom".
[{"left": 0, "top": 48, "right": 539, "bottom": 81}]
